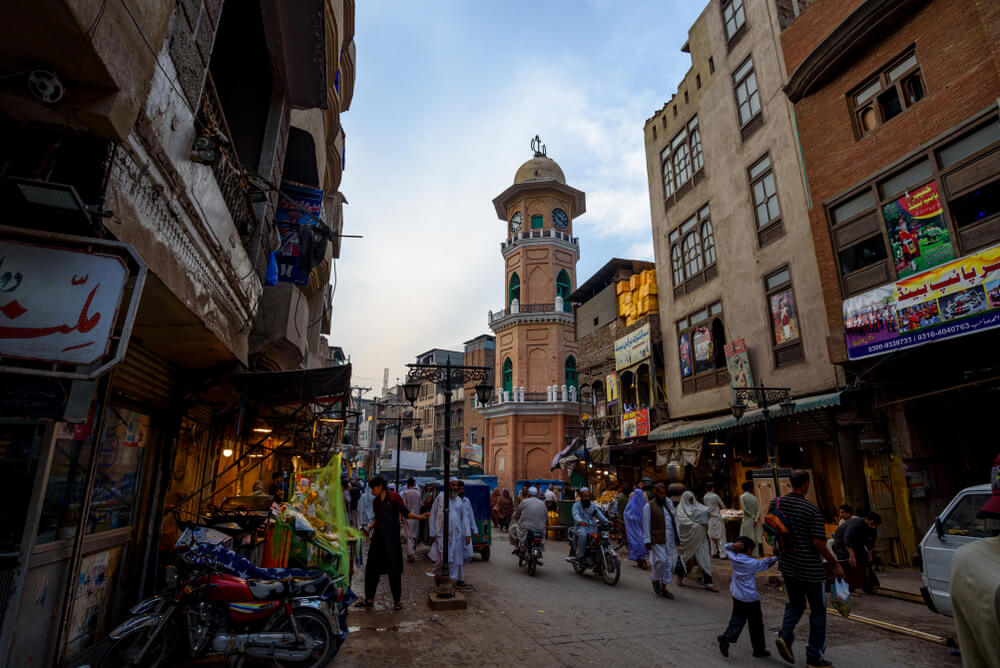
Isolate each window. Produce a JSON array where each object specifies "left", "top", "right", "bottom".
[
  {"left": 530, "top": 214, "right": 543, "bottom": 229},
  {"left": 469, "top": 427, "right": 477, "bottom": 444},
  {"left": 677, "top": 301, "right": 728, "bottom": 393},
  {"left": 709, "top": 57, "right": 715, "bottom": 74},
  {"left": 669, "top": 204, "right": 717, "bottom": 296},
  {"left": 722, "top": 0, "right": 746, "bottom": 42},
  {"left": 696, "top": 74, "right": 702, "bottom": 89},
  {"left": 508, "top": 272, "right": 520, "bottom": 306},
  {"left": 748, "top": 153, "right": 782, "bottom": 245},
  {"left": 660, "top": 116, "right": 705, "bottom": 207},
  {"left": 502, "top": 358, "right": 512, "bottom": 393},
  {"left": 732, "top": 56, "right": 761, "bottom": 132},
  {"left": 565, "top": 356, "right": 577, "bottom": 390},
  {"left": 850, "top": 50, "right": 925, "bottom": 138},
  {"left": 764, "top": 267, "right": 804, "bottom": 367},
  {"left": 942, "top": 493, "right": 1000, "bottom": 538},
  {"left": 556, "top": 269, "right": 572, "bottom": 311}
]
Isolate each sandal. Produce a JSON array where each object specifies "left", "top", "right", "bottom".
[
  {"left": 392, "top": 602, "right": 403, "bottom": 611},
  {"left": 354, "top": 599, "right": 373, "bottom": 608}
]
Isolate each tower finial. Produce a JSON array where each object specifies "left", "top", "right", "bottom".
[{"left": 531, "top": 134, "right": 547, "bottom": 158}]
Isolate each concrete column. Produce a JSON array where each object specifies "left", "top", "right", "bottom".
[
  {"left": 561, "top": 384, "right": 568, "bottom": 401},
  {"left": 570, "top": 386, "right": 577, "bottom": 403},
  {"left": 511, "top": 298, "right": 519, "bottom": 314},
  {"left": 519, "top": 386, "right": 525, "bottom": 402},
  {"left": 554, "top": 296, "right": 563, "bottom": 312}
]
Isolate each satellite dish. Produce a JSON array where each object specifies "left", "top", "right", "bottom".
[{"left": 27, "top": 69, "right": 65, "bottom": 104}]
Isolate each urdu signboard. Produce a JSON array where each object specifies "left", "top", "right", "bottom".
[{"left": 614, "top": 323, "right": 651, "bottom": 370}]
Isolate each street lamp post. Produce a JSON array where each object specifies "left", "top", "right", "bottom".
[
  {"left": 730, "top": 380, "right": 795, "bottom": 496},
  {"left": 375, "top": 408, "right": 422, "bottom": 490},
  {"left": 403, "top": 359, "right": 491, "bottom": 599}
]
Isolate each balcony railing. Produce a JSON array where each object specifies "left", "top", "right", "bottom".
[
  {"left": 199, "top": 74, "right": 257, "bottom": 245},
  {"left": 501, "top": 229, "right": 579, "bottom": 253},
  {"left": 489, "top": 302, "right": 573, "bottom": 324}
]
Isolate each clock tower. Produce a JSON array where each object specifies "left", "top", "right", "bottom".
[{"left": 481, "top": 137, "right": 585, "bottom": 488}]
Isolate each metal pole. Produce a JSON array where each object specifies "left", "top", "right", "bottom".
[
  {"left": 759, "top": 380, "right": 781, "bottom": 496},
  {"left": 442, "top": 360, "right": 452, "bottom": 586},
  {"left": 394, "top": 416, "right": 402, "bottom": 490}
]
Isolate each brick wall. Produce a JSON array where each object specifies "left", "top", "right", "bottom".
[{"left": 783, "top": 0, "right": 1000, "bottom": 360}]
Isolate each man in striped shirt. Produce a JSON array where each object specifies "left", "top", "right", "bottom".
[{"left": 768, "top": 470, "right": 844, "bottom": 668}]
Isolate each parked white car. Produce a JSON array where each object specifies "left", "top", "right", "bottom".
[{"left": 919, "top": 484, "right": 1000, "bottom": 616}]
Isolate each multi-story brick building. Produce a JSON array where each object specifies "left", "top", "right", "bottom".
[
  {"left": 641, "top": 0, "right": 844, "bottom": 512},
  {"left": 781, "top": 0, "right": 1000, "bottom": 562},
  {"left": 462, "top": 334, "right": 495, "bottom": 459}
]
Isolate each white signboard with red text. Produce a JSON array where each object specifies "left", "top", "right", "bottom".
[{"left": 0, "top": 241, "right": 129, "bottom": 365}]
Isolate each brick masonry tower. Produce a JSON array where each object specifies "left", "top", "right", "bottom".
[{"left": 480, "top": 137, "right": 585, "bottom": 488}]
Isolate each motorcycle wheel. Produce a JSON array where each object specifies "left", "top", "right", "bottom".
[
  {"left": 601, "top": 550, "right": 621, "bottom": 586},
  {"left": 266, "top": 606, "right": 339, "bottom": 668},
  {"left": 99, "top": 622, "right": 175, "bottom": 668},
  {"left": 527, "top": 557, "right": 536, "bottom": 577}
]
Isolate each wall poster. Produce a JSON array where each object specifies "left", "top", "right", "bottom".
[
  {"left": 882, "top": 180, "right": 955, "bottom": 279},
  {"left": 724, "top": 338, "right": 756, "bottom": 409},
  {"left": 678, "top": 333, "right": 693, "bottom": 378},
  {"left": 692, "top": 326, "right": 713, "bottom": 374},
  {"left": 605, "top": 372, "right": 619, "bottom": 406},
  {"left": 769, "top": 290, "right": 799, "bottom": 344}
]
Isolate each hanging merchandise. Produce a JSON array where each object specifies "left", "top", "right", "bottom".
[{"left": 265, "top": 251, "right": 279, "bottom": 286}]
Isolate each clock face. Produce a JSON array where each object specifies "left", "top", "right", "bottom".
[
  {"left": 552, "top": 208, "right": 569, "bottom": 230},
  {"left": 510, "top": 212, "right": 523, "bottom": 234}
]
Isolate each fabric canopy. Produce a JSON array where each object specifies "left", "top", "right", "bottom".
[
  {"left": 648, "top": 390, "right": 842, "bottom": 441},
  {"left": 229, "top": 364, "right": 352, "bottom": 405},
  {"left": 655, "top": 435, "right": 703, "bottom": 467}
]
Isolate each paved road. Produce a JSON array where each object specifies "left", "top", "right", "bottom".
[{"left": 337, "top": 533, "right": 958, "bottom": 667}]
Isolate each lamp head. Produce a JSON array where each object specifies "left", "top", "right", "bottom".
[
  {"left": 730, "top": 397, "right": 746, "bottom": 421},
  {"left": 402, "top": 378, "right": 421, "bottom": 404},
  {"left": 780, "top": 398, "right": 796, "bottom": 417},
  {"left": 413, "top": 424, "right": 423, "bottom": 439},
  {"left": 475, "top": 380, "right": 493, "bottom": 405},
  {"left": 376, "top": 423, "right": 386, "bottom": 439}
]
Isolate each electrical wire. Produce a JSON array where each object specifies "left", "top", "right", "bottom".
[{"left": 118, "top": 0, "right": 195, "bottom": 115}]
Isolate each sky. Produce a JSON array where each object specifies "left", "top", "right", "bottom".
[{"left": 332, "top": 0, "right": 704, "bottom": 395}]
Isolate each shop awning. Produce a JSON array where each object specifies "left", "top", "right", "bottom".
[
  {"left": 229, "top": 364, "right": 352, "bottom": 405},
  {"left": 648, "top": 390, "right": 842, "bottom": 441}
]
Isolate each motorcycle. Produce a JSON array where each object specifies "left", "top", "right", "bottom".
[
  {"left": 100, "top": 545, "right": 341, "bottom": 668},
  {"left": 516, "top": 529, "right": 545, "bottom": 576},
  {"left": 568, "top": 521, "right": 621, "bottom": 586}
]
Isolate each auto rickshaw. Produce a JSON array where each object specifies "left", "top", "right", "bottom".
[{"left": 461, "top": 478, "right": 492, "bottom": 561}]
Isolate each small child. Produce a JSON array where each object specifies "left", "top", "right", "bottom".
[{"left": 717, "top": 536, "right": 778, "bottom": 659}]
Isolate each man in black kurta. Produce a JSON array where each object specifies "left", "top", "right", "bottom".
[{"left": 359, "top": 477, "right": 427, "bottom": 610}]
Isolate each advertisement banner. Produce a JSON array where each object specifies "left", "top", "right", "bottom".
[
  {"left": 882, "top": 181, "right": 955, "bottom": 279},
  {"left": 621, "top": 409, "right": 649, "bottom": 440},
  {"left": 614, "top": 323, "right": 651, "bottom": 370},
  {"left": 460, "top": 442, "right": 483, "bottom": 464},
  {"left": 770, "top": 290, "right": 799, "bottom": 344},
  {"left": 693, "top": 326, "right": 713, "bottom": 374},
  {"left": 679, "top": 332, "right": 693, "bottom": 378},
  {"left": 724, "top": 338, "right": 756, "bottom": 409},
  {"left": 605, "top": 372, "right": 618, "bottom": 406},
  {"left": 844, "top": 243, "right": 1000, "bottom": 359},
  {"left": 275, "top": 181, "right": 325, "bottom": 286}
]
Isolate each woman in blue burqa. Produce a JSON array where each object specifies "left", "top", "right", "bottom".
[{"left": 623, "top": 484, "right": 649, "bottom": 569}]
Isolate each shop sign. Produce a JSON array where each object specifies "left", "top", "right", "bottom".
[
  {"left": 0, "top": 240, "right": 128, "bottom": 365},
  {"left": 614, "top": 323, "right": 651, "bottom": 370},
  {"left": 882, "top": 181, "right": 954, "bottom": 279},
  {"left": 275, "top": 181, "right": 325, "bottom": 286},
  {"left": 621, "top": 408, "right": 649, "bottom": 439},
  {"left": 606, "top": 372, "right": 618, "bottom": 406},
  {"left": 724, "top": 338, "right": 756, "bottom": 409},
  {"left": 398, "top": 450, "right": 427, "bottom": 471},
  {"left": 461, "top": 442, "right": 483, "bottom": 464},
  {"left": 843, "top": 243, "right": 1000, "bottom": 359}
]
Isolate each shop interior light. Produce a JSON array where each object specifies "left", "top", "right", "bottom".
[
  {"left": 709, "top": 437, "right": 724, "bottom": 447},
  {"left": 222, "top": 448, "right": 233, "bottom": 457},
  {"left": 253, "top": 427, "right": 272, "bottom": 434}
]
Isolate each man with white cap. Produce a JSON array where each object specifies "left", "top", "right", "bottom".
[
  {"left": 568, "top": 487, "right": 608, "bottom": 563},
  {"left": 428, "top": 477, "right": 471, "bottom": 584},
  {"left": 513, "top": 486, "right": 548, "bottom": 557}
]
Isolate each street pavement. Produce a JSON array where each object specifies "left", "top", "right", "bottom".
[{"left": 337, "top": 531, "right": 959, "bottom": 667}]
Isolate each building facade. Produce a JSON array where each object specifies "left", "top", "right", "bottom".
[
  {"left": 462, "top": 334, "right": 496, "bottom": 459},
  {"left": 0, "top": 1, "right": 356, "bottom": 663},
  {"left": 481, "top": 143, "right": 583, "bottom": 488},
  {"left": 781, "top": 0, "right": 1000, "bottom": 563},
  {"left": 641, "top": 0, "right": 844, "bottom": 515}
]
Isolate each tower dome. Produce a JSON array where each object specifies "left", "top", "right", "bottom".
[{"left": 513, "top": 155, "right": 565, "bottom": 184}]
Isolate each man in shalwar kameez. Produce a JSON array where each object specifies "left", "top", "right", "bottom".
[
  {"left": 458, "top": 481, "right": 478, "bottom": 583},
  {"left": 400, "top": 478, "right": 422, "bottom": 562},
  {"left": 429, "top": 478, "right": 471, "bottom": 584},
  {"left": 624, "top": 485, "right": 649, "bottom": 569},
  {"left": 643, "top": 482, "right": 680, "bottom": 599}
]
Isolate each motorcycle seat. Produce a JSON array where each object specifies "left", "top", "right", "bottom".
[{"left": 247, "top": 573, "right": 330, "bottom": 600}]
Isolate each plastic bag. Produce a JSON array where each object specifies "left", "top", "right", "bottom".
[
  {"left": 265, "top": 251, "right": 279, "bottom": 286},
  {"left": 831, "top": 578, "right": 852, "bottom": 617}
]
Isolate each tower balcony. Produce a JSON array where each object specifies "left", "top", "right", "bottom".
[
  {"left": 488, "top": 299, "right": 574, "bottom": 331},
  {"left": 501, "top": 229, "right": 579, "bottom": 259}
]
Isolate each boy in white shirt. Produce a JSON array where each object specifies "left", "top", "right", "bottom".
[{"left": 718, "top": 536, "right": 778, "bottom": 658}]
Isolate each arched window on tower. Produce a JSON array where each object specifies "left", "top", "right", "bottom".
[
  {"left": 508, "top": 272, "right": 520, "bottom": 307},
  {"left": 565, "top": 356, "right": 577, "bottom": 390},
  {"left": 556, "top": 269, "right": 571, "bottom": 312},
  {"left": 502, "top": 358, "right": 513, "bottom": 394}
]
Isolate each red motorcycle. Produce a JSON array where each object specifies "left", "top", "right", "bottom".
[{"left": 100, "top": 550, "right": 339, "bottom": 668}]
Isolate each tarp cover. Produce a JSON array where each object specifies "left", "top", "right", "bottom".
[{"left": 230, "top": 364, "right": 352, "bottom": 405}]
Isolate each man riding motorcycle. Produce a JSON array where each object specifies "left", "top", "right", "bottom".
[
  {"left": 568, "top": 487, "right": 608, "bottom": 563},
  {"left": 513, "top": 486, "right": 548, "bottom": 556}
]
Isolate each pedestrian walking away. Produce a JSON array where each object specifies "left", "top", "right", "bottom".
[
  {"left": 677, "top": 490, "right": 718, "bottom": 591},
  {"left": 704, "top": 482, "right": 727, "bottom": 559},
  {"left": 769, "top": 469, "right": 844, "bottom": 668},
  {"left": 642, "top": 482, "right": 679, "bottom": 599},
  {"left": 400, "top": 477, "right": 422, "bottom": 562},
  {"left": 717, "top": 536, "right": 778, "bottom": 658},
  {"left": 490, "top": 486, "right": 502, "bottom": 528},
  {"left": 356, "top": 477, "right": 429, "bottom": 611},
  {"left": 496, "top": 489, "right": 514, "bottom": 531},
  {"left": 624, "top": 484, "right": 649, "bottom": 569},
  {"left": 739, "top": 481, "right": 763, "bottom": 557}
]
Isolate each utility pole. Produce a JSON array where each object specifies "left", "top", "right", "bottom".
[{"left": 351, "top": 385, "right": 371, "bottom": 476}]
